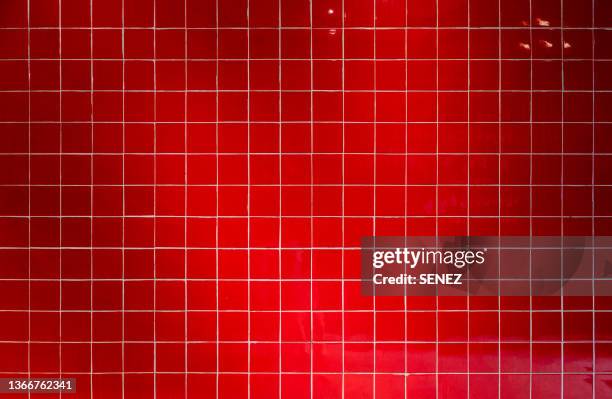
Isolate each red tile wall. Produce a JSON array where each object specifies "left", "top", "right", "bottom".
[{"left": 0, "top": 0, "right": 611, "bottom": 397}]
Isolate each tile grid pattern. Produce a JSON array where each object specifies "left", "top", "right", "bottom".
[{"left": 0, "top": 0, "right": 610, "bottom": 398}]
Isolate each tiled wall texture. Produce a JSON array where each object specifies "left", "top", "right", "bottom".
[{"left": 0, "top": 0, "right": 611, "bottom": 397}]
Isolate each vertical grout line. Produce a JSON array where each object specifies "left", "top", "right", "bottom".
[
  {"left": 528, "top": 0, "right": 534, "bottom": 398},
  {"left": 247, "top": 1, "right": 252, "bottom": 398},
  {"left": 26, "top": 0, "right": 31, "bottom": 398},
  {"left": 309, "top": 1, "right": 314, "bottom": 398},
  {"left": 372, "top": 0, "right": 377, "bottom": 396},
  {"left": 467, "top": 1, "right": 471, "bottom": 398},
  {"left": 215, "top": 0, "right": 220, "bottom": 397},
  {"left": 560, "top": 1, "right": 566, "bottom": 396},
  {"left": 404, "top": 0, "right": 408, "bottom": 397},
  {"left": 497, "top": 0, "right": 502, "bottom": 396},
  {"left": 341, "top": 0, "right": 345, "bottom": 396},
  {"left": 89, "top": 0, "right": 94, "bottom": 396},
  {"left": 152, "top": 0, "right": 157, "bottom": 396},
  {"left": 278, "top": 0, "right": 282, "bottom": 397},
  {"left": 435, "top": 0, "right": 439, "bottom": 397},
  {"left": 497, "top": 1, "right": 502, "bottom": 398},
  {"left": 58, "top": 0, "right": 63, "bottom": 396},
  {"left": 184, "top": 0, "right": 188, "bottom": 396},
  {"left": 591, "top": 0, "right": 596, "bottom": 397},
  {"left": 121, "top": 0, "right": 125, "bottom": 397}
]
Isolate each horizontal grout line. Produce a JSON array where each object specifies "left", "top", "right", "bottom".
[
  {"left": 1, "top": 309, "right": 609, "bottom": 313},
  {"left": 2, "top": 245, "right": 612, "bottom": 250},
  {"left": 5, "top": 58, "right": 608, "bottom": 62},
  {"left": 4, "top": 152, "right": 611, "bottom": 156},
  {"left": 4, "top": 215, "right": 612, "bottom": 219},
  {"left": 0, "top": 340, "right": 607, "bottom": 344},
  {"left": 0, "top": 371, "right": 609, "bottom": 376},
  {"left": 3, "top": 216, "right": 612, "bottom": 222},
  {"left": 0, "top": 183, "right": 612, "bottom": 190},
  {"left": 1, "top": 89, "right": 611, "bottom": 93},
  {"left": 4, "top": 26, "right": 612, "bottom": 30},
  {"left": 0, "top": 121, "right": 609, "bottom": 124},
  {"left": 6, "top": 277, "right": 612, "bottom": 282}
]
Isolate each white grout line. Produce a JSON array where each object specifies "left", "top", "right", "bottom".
[
  {"left": 592, "top": 0, "right": 596, "bottom": 397},
  {"left": 0, "top": 370, "right": 609, "bottom": 375},
  {"left": 215, "top": 0, "right": 220, "bottom": 396},
  {"left": 467, "top": 1, "right": 471, "bottom": 398},
  {"left": 3, "top": 57, "right": 609, "bottom": 62},
  {"left": 58, "top": 0, "right": 63, "bottom": 396},
  {"left": 341, "top": 0, "right": 346, "bottom": 396},
  {"left": 4, "top": 120, "right": 609, "bottom": 124},
  {"left": 309, "top": 1, "right": 314, "bottom": 397},
  {"left": 404, "top": 0, "right": 408, "bottom": 397},
  {"left": 528, "top": 1, "right": 534, "bottom": 398},
  {"left": 26, "top": 0, "right": 31, "bottom": 398},
  {"left": 3, "top": 184, "right": 612, "bottom": 189},
  {"left": 435, "top": 0, "right": 439, "bottom": 398},
  {"left": 0, "top": 339, "right": 607, "bottom": 344},
  {"left": 497, "top": 0, "right": 502, "bottom": 397},
  {"left": 8, "top": 25, "right": 612, "bottom": 29},
  {"left": 152, "top": 0, "right": 157, "bottom": 396},
  {"left": 5, "top": 88, "right": 610, "bottom": 93},
  {"left": 372, "top": 0, "right": 377, "bottom": 396},
  {"left": 278, "top": 0, "right": 282, "bottom": 398},
  {"left": 0, "top": 307, "right": 606, "bottom": 313},
  {"left": 89, "top": 0, "right": 94, "bottom": 396},
  {"left": 121, "top": 0, "right": 126, "bottom": 397},
  {"left": 247, "top": 1, "right": 252, "bottom": 398},
  {"left": 560, "top": 1, "right": 565, "bottom": 397},
  {"left": 7, "top": 25, "right": 612, "bottom": 30},
  {"left": 184, "top": 0, "right": 188, "bottom": 395},
  {"left": 6, "top": 153, "right": 612, "bottom": 158}
]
